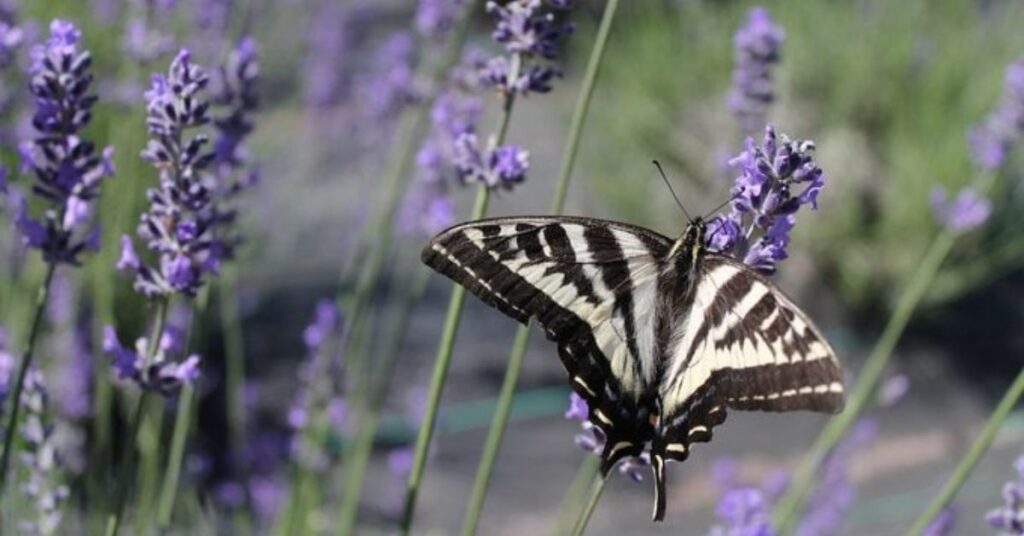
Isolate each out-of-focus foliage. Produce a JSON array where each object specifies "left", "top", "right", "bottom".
[{"left": 583, "top": 0, "right": 1024, "bottom": 316}]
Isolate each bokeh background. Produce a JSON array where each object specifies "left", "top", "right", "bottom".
[{"left": 1, "top": 0, "right": 1024, "bottom": 534}]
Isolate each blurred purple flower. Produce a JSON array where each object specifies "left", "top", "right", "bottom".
[
  {"left": 986, "top": 456, "right": 1024, "bottom": 534},
  {"left": 356, "top": 32, "right": 422, "bottom": 120},
  {"left": 0, "top": 19, "right": 23, "bottom": 67},
  {"left": 122, "top": 16, "right": 173, "bottom": 64},
  {"left": 45, "top": 272, "right": 93, "bottom": 420},
  {"left": 795, "top": 418, "right": 877, "bottom": 536},
  {"left": 923, "top": 505, "right": 957, "bottom": 536},
  {"left": 416, "top": 0, "right": 464, "bottom": 40},
  {"left": 707, "top": 125, "right": 824, "bottom": 274},
  {"left": 707, "top": 487, "right": 775, "bottom": 536},
  {"left": 102, "top": 316, "right": 202, "bottom": 395},
  {"left": 0, "top": 327, "right": 13, "bottom": 403},
  {"left": 303, "top": 2, "right": 352, "bottom": 108},
  {"left": 17, "top": 20, "right": 113, "bottom": 266},
  {"left": 289, "top": 300, "right": 345, "bottom": 470},
  {"left": 388, "top": 447, "right": 414, "bottom": 478},
  {"left": 479, "top": 0, "right": 573, "bottom": 96},
  {"left": 18, "top": 369, "right": 69, "bottom": 536},
  {"left": 931, "top": 186, "right": 991, "bottom": 234},
  {"left": 877, "top": 373, "right": 910, "bottom": 408},
  {"left": 250, "top": 475, "right": 287, "bottom": 521},
  {"left": 969, "top": 60, "right": 1024, "bottom": 171},
  {"left": 121, "top": 49, "right": 224, "bottom": 298},
  {"left": 728, "top": 7, "right": 784, "bottom": 136}
]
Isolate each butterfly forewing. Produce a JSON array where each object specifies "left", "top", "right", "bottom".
[{"left": 422, "top": 216, "right": 672, "bottom": 465}]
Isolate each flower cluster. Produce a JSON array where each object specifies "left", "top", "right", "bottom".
[
  {"left": 45, "top": 273, "right": 93, "bottom": 420},
  {"left": 452, "top": 133, "right": 529, "bottom": 190},
  {"left": 968, "top": 59, "right": 1024, "bottom": 171},
  {"left": 102, "top": 311, "right": 200, "bottom": 394},
  {"left": 479, "top": 0, "right": 573, "bottom": 96},
  {"left": 122, "top": 0, "right": 175, "bottom": 65},
  {"left": 0, "top": 18, "right": 22, "bottom": 68},
  {"left": 14, "top": 20, "right": 114, "bottom": 266},
  {"left": 303, "top": 2, "right": 351, "bottom": 108},
  {"left": 564, "top": 393, "right": 647, "bottom": 482},
  {"left": 118, "top": 49, "right": 223, "bottom": 298},
  {"left": 930, "top": 186, "right": 991, "bottom": 234},
  {"left": 707, "top": 125, "right": 824, "bottom": 274},
  {"left": 289, "top": 300, "right": 346, "bottom": 470},
  {"left": 707, "top": 487, "right": 774, "bottom": 536},
  {"left": 18, "top": 369, "right": 70, "bottom": 536},
  {"left": 986, "top": 456, "right": 1024, "bottom": 534},
  {"left": 727, "top": 7, "right": 784, "bottom": 136}
]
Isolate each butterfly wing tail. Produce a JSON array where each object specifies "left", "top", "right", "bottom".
[{"left": 651, "top": 454, "right": 667, "bottom": 522}]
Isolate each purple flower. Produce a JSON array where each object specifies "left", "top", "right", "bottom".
[
  {"left": 707, "top": 125, "right": 824, "bottom": 274},
  {"left": 0, "top": 20, "right": 23, "bottom": 68},
  {"left": 986, "top": 456, "right": 1024, "bottom": 534},
  {"left": 122, "top": 15, "right": 174, "bottom": 64},
  {"left": 303, "top": 2, "right": 352, "bottom": 108},
  {"left": 356, "top": 32, "right": 421, "bottom": 120},
  {"left": 922, "top": 505, "right": 956, "bottom": 536},
  {"left": 121, "top": 49, "right": 223, "bottom": 298},
  {"left": 707, "top": 487, "right": 775, "bottom": 536},
  {"left": 18, "top": 369, "right": 70, "bottom": 536},
  {"left": 289, "top": 300, "right": 345, "bottom": 470},
  {"left": 969, "top": 60, "right": 1024, "bottom": 171},
  {"left": 479, "top": 0, "right": 573, "bottom": 96},
  {"left": 17, "top": 20, "right": 113, "bottom": 265},
  {"left": 416, "top": 0, "right": 464, "bottom": 40},
  {"left": 453, "top": 133, "right": 530, "bottom": 189},
  {"left": 102, "top": 317, "right": 202, "bottom": 395},
  {"left": 0, "top": 327, "right": 13, "bottom": 403},
  {"left": 728, "top": 7, "right": 784, "bottom": 136},
  {"left": 877, "top": 374, "right": 910, "bottom": 408},
  {"left": 931, "top": 186, "right": 991, "bottom": 234}
]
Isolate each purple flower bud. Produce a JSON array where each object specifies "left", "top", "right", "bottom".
[
  {"left": 564, "top": 392, "right": 588, "bottom": 421},
  {"left": 930, "top": 186, "right": 991, "bottom": 234},
  {"left": 969, "top": 60, "right": 1024, "bottom": 171}
]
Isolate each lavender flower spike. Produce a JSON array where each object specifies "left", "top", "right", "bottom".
[
  {"left": 707, "top": 125, "right": 824, "bottom": 274},
  {"left": 102, "top": 319, "right": 201, "bottom": 395},
  {"left": 986, "top": 456, "right": 1024, "bottom": 534},
  {"left": 119, "top": 49, "right": 223, "bottom": 298},
  {"left": 289, "top": 300, "right": 345, "bottom": 471},
  {"left": 479, "top": 0, "right": 573, "bottom": 97},
  {"left": 728, "top": 7, "right": 784, "bottom": 136},
  {"left": 18, "top": 369, "right": 70, "bottom": 536},
  {"left": 16, "top": 19, "right": 114, "bottom": 265},
  {"left": 968, "top": 59, "right": 1024, "bottom": 171},
  {"left": 706, "top": 487, "right": 775, "bottom": 536},
  {"left": 930, "top": 186, "right": 991, "bottom": 234}
]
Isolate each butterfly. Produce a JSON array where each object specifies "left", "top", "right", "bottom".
[{"left": 421, "top": 214, "right": 844, "bottom": 521}]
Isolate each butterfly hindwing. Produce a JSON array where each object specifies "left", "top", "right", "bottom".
[{"left": 422, "top": 216, "right": 672, "bottom": 465}]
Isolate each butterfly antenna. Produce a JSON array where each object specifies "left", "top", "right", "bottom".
[
  {"left": 702, "top": 196, "right": 734, "bottom": 220},
  {"left": 652, "top": 160, "right": 693, "bottom": 223}
]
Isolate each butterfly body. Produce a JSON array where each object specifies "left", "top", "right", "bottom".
[{"left": 422, "top": 215, "right": 844, "bottom": 521}]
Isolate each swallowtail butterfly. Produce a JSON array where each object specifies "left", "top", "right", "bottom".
[{"left": 421, "top": 215, "right": 844, "bottom": 521}]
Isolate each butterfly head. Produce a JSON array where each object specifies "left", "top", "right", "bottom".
[{"left": 668, "top": 218, "right": 707, "bottom": 261}]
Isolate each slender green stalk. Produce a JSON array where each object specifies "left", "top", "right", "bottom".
[
  {"left": 156, "top": 383, "right": 197, "bottom": 526},
  {"left": 336, "top": 268, "right": 431, "bottom": 535},
  {"left": 0, "top": 262, "right": 56, "bottom": 496},
  {"left": 903, "top": 367, "right": 1024, "bottom": 536},
  {"left": 772, "top": 172, "right": 998, "bottom": 534},
  {"left": 570, "top": 476, "right": 608, "bottom": 536},
  {"left": 220, "top": 270, "right": 248, "bottom": 471},
  {"left": 551, "top": 456, "right": 601, "bottom": 535},
  {"left": 105, "top": 299, "right": 171, "bottom": 536},
  {"left": 460, "top": 3, "right": 620, "bottom": 532}
]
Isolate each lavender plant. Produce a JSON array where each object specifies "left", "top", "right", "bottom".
[
  {"left": 727, "top": 7, "right": 783, "bottom": 138},
  {"left": 987, "top": 457, "right": 1024, "bottom": 534},
  {"left": 0, "top": 19, "right": 112, "bottom": 495},
  {"left": 18, "top": 369, "right": 70, "bottom": 536}
]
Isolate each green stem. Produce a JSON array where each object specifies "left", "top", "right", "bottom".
[
  {"left": 570, "top": 476, "right": 607, "bottom": 536},
  {"left": 459, "top": 2, "right": 620, "bottom": 532},
  {"left": 902, "top": 366, "right": 1024, "bottom": 536},
  {"left": 105, "top": 299, "right": 171, "bottom": 536},
  {"left": 460, "top": 328, "right": 530, "bottom": 536},
  {"left": 156, "top": 383, "right": 196, "bottom": 526},
  {"left": 398, "top": 186, "right": 492, "bottom": 536},
  {"left": 772, "top": 172, "right": 998, "bottom": 534},
  {"left": 551, "top": 456, "right": 601, "bottom": 536},
  {"left": 336, "top": 268, "right": 431, "bottom": 535},
  {"left": 220, "top": 270, "right": 248, "bottom": 473},
  {"left": 0, "top": 262, "right": 56, "bottom": 496}
]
